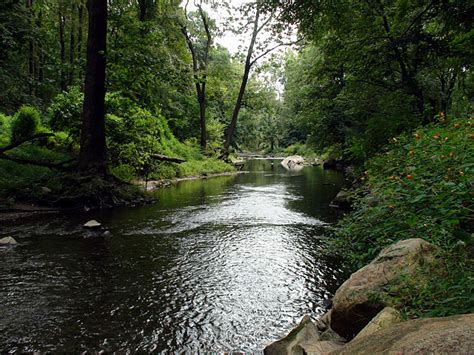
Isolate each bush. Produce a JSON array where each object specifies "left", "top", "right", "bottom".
[
  {"left": 10, "top": 106, "right": 42, "bottom": 143},
  {"left": 284, "top": 143, "right": 316, "bottom": 157},
  {"left": 333, "top": 114, "right": 474, "bottom": 318},
  {"left": 47, "top": 86, "right": 84, "bottom": 142},
  {"left": 335, "top": 115, "right": 473, "bottom": 267}
]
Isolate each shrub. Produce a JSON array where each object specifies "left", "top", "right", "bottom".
[
  {"left": 335, "top": 115, "right": 474, "bottom": 267},
  {"left": 333, "top": 115, "right": 474, "bottom": 318},
  {"left": 284, "top": 143, "right": 316, "bottom": 157},
  {"left": 47, "top": 86, "right": 84, "bottom": 142},
  {"left": 10, "top": 106, "right": 42, "bottom": 143}
]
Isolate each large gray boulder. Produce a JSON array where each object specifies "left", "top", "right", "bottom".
[
  {"left": 333, "top": 313, "right": 474, "bottom": 354},
  {"left": 330, "top": 238, "right": 437, "bottom": 339},
  {"left": 281, "top": 155, "right": 305, "bottom": 171}
]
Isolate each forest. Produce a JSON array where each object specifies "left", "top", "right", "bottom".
[{"left": 0, "top": 0, "right": 473, "bottom": 353}]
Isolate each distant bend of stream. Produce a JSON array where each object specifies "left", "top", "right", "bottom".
[{"left": 0, "top": 159, "right": 345, "bottom": 353}]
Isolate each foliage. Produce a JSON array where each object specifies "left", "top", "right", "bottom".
[
  {"left": 284, "top": 143, "right": 316, "bottom": 158},
  {"left": 177, "top": 158, "right": 234, "bottom": 178},
  {"left": 278, "top": 0, "right": 474, "bottom": 161},
  {"left": 335, "top": 115, "right": 474, "bottom": 267},
  {"left": 10, "top": 105, "right": 42, "bottom": 143},
  {"left": 47, "top": 86, "right": 84, "bottom": 141}
]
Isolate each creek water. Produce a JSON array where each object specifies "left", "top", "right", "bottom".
[{"left": 0, "top": 159, "right": 345, "bottom": 353}]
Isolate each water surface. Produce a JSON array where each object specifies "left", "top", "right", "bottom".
[{"left": 0, "top": 159, "right": 345, "bottom": 353}]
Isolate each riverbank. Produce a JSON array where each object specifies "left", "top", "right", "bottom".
[{"left": 137, "top": 170, "right": 249, "bottom": 191}]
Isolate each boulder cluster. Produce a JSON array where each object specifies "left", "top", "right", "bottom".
[{"left": 265, "top": 238, "right": 474, "bottom": 354}]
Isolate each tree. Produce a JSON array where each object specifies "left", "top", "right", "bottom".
[
  {"left": 78, "top": 0, "right": 107, "bottom": 172},
  {"left": 223, "top": 0, "right": 297, "bottom": 155},
  {"left": 270, "top": 0, "right": 474, "bottom": 159},
  {"left": 180, "top": 1, "right": 213, "bottom": 150}
]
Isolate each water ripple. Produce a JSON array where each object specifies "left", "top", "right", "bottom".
[{"left": 0, "top": 162, "right": 344, "bottom": 353}]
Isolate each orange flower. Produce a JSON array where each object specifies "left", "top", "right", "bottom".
[
  {"left": 469, "top": 134, "right": 474, "bottom": 139},
  {"left": 433, "top": 133, "right": 440, "bottom": 139},
  {"left": 409, "top": 151, "right": 415, "bottom": 156},
  {"left": 440, "top": 155, "right": 446, "bottom": 159},
  {"left": 415, "top": 132, "right": 421, "bottom": 140},
  {"left": 407, "top": 175, "right": 414, "bottom": 180},
  {"left": 388, "top": 204, "right": 396, "bottom": 209},
  {"left": 454, "top": 123, "right": 461, "bottom": 129},
  {"left": 459, "top": 171, "right": 465, "bottom": 176},
  {"left": 444, "top": 137, "right": 449, "bottom": 142}
]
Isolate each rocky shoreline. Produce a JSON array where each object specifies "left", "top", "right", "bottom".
[{"left": 264, "top": 238, "right": 474, "bottom": 354}]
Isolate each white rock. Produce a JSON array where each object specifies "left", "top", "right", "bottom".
[
  {"left": 281, "top": 155, "right": 305, "bottom": 171},
  {"left": 84, "top": 220, "right": 102, "bottom": 229},
  {"left": 41, "top": 186, "right": 52, "bottom": 194},
  {"left": 0, "top": 237, "right": 18, "bottom": 245}
]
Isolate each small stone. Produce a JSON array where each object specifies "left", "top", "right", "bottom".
[
  {"left": 102, "top": 230, "right": 111, "bottom": 237},
  {"left": 84, "top": 220, "right": 102, "bottom": 229},
  {"left": 0, "top": 237, "right": 18, "bottom": 245},
  {"left": 41, "top": 186, "right": 52, "bottom": 194}
]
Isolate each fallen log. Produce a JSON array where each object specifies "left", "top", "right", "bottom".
[
  {"left": 150, "top": 154, "right": 186, "bottom": 164},
  {"left": 0, "top": 153, "right": 75, "bottom": 170}
]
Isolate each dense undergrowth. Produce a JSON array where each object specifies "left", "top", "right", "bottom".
[
  {"left": 0, "top": 93, "right": 234, "bottom": 205},
  {"left": 334, "top": 114, "right": 474, "bottom": 318}
]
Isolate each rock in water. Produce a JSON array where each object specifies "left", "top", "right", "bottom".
[
  {"left": 330, "top": 238, "right": 437, "bottom": 339},
  {"left": 264, "top": 315, "right": 320, "bottom": 355},
  {"left": 0, "top": 237, "right": 17, "bottom": 245},
  {"left": 281, "top": 155, "right": 305, "bottom": 171},
  {"left": 40, "top": 186, "right": 52, "bottom": 194},
  {"left": 83, "top": 220, "right": 102, "bottom": 229},
  {"left": 334, "top": 313, "right": 474, "bottom": 354},
  {"left": 264, "top": 315, "right": 343, "bottom": 355}
]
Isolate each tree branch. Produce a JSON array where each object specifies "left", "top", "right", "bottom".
[
  {"left": 250, "top": 39, "right": 302, "bottom": 67},
  {"left": 0, "top": 153, "right": 75, "bottom": 171},
  {"left": 150, "top": 154, "right": 186, "bottom": 164},
  {"left": 0, "top": 133, "right": 55, "bottom": 154}
]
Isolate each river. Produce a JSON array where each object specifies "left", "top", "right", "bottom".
[{"left": 0, "top": 159, "right": 345, "bottom": 353}]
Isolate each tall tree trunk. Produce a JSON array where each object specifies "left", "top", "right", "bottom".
[
  {"left": 78, "top": 0, "right": 107, "bottom": 173},
  {"left": 198, "top": 90, "right": 207, "bottom": 149},
  {"left": 68, "top": 2, "right": 75, "bottom": 86},
  {"left": 37, "top": 9, "right": 43, "bottom": 83},
  {"left": 27, "top": 0, "right": 35, "bottom": 95},
  {"left": 77, "top": 1, "right": 84, "bottom": 85},
  {"left": 138, "top": 0, "right": 146, "bottom": 22},
  {"left": 223, "top": 7, "right": 260, "bottom": 154},
  {"left": 181, "top": 4, "right": 212, "bottom": 150},
  {"left": 59, "top": 5, "right": 66, "bottom": 91}
]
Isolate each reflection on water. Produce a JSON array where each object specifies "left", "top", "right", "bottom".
[{"left": 0, "top": 159, "right": 345, "bottom": 353}]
